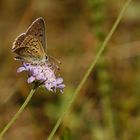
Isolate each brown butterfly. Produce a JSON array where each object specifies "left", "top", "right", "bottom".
[{"left": 12, "top": 17, "right": 48, "bottom": 64}]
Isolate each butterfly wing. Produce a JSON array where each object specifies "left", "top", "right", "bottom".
[
  {"left": 26, "top": 17, "right": 47, "bottom": 51},
  {"left": 12, "top": 17, "right": 47, "bottom": 63},
  {"left": 13, "top": 35, "right": 46, "bottom": 63},
  {"left": 12, "top": 33, "right": 26, "bottom": 51}
]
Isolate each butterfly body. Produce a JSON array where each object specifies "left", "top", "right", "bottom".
[{"left": 12, "top": 17, "right": 48, "bottom": 64}]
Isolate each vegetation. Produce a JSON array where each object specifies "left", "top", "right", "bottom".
[{"left": 0, "top": 0, "right": 139, "bottom": 140}]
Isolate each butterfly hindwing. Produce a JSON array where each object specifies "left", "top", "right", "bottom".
[
  {"left": 13, "top": 35, "right": 46, "bottom": 62},
  {"left": 12, "top": 33, "right": 26, "bottom": 51}
]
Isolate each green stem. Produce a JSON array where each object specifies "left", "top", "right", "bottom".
[
  {"left": 47, "top": 0, "right": 132, "bottom": 139},
  {"left": 0, "top": 86, "right": 37, "bottom": 139}
]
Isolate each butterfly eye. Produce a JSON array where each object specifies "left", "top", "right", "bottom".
[{"left": 46, "top": 55, "right": 48, "bottom": 60}]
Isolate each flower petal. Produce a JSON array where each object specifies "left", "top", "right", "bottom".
[
  {"left": 36, "top": 73, "right": 46, "bottom": 81},
  {"left": 45, "top": 82, "right": 53, "bottom": 92},
  {"left": 56, "top": 78, "right": 63, "bottom": 84},
  {"left": 23, "top": 63, "right": 31, "bottom": 70},
  {"left": 31, "top": 68, "right": 41, "bottom": 76},
  {"left": 57, "top": 84, "right": 65, "bottom": 89},
  {"left": 17, "top": 67, "right": 26, "bottom": 73},
  {"left": 27, "top": 76, "right": 35, "bottom": 83}
]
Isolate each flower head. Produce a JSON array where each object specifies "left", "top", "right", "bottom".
[{"left": 17, "top": 62, "right": 65, "bottom": 93}]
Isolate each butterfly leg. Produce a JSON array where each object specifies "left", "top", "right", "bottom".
[{"left": 14, "top": 56, "right": 24, "bottom": 61}]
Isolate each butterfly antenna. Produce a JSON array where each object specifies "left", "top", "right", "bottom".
[{"left": 49, "top": 55, "right": 61, "bottom": 64}]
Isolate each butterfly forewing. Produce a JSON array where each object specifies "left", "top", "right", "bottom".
[{"left": 26, "top": 17, "right": 46, "bottom": 51}]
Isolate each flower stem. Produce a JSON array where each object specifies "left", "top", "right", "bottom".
[
  {"left": 0, "top": 85, "right": 37, "bottom": 139},
  {"left": 47, "top": 0, "right": 132, "bottom": 139}
]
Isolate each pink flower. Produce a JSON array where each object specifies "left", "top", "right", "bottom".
[{"left": 17, "top": 62, "right": 65, "bottom": 93}]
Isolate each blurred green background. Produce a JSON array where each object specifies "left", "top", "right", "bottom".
[{"left": 0, "top": 0, "right": 140, "bottom": 140}]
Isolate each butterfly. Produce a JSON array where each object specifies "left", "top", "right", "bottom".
[{"left": 12, "top": 17, "right": 48, "bottom": 64}]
